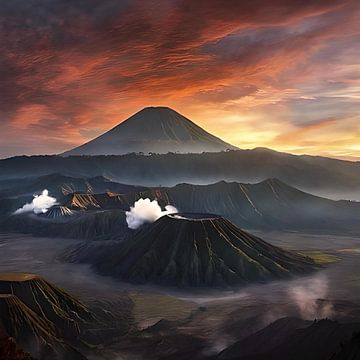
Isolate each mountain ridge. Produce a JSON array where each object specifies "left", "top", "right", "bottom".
[
  {"left": 1, "top": 149, "right": 359, "bottom": 200},
  {"left": 1, "top": 174, "right": 360, "bottom": 237}
]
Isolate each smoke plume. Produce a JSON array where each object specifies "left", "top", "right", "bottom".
[
  {"left": 126, "top": 198, "right": 178, "bottom": 229},
  {"left": 288, "top": 274, "right": 333, "bottom": 319},
  {"left": 14, "top": 189, "right": 57, "bottom": 215}
]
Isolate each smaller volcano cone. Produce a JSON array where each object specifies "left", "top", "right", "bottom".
[
  {"left": 0, "top": 273, "right": 92, "bottom": 338},
  {"left": 95, "top": 213, "right": 318, "bottom": 287}
]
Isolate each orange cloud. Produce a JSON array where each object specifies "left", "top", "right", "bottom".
[{"left": 0, "top": 0, "right": 359, "bottom": 159}]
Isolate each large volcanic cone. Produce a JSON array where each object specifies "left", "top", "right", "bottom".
[
  {"left": 62, "top": 107, "right": 237, "bottom": 156},
  {"left": 95, "top": 213, "right": 318, "bottom": 287}
]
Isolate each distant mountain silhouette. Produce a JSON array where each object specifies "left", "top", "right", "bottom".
[
  {"left": 62, "top": 107, "right": 237, "bottom": 156},
  {"left": 1, "top": 150, "right": 359, "bottom": 200}
]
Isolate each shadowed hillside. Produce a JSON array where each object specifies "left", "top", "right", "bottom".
[
  {"left": 160, "top": 179, "right": 360, "bottom": 234},
  {"left": 1, "top": 210, "right": 131, "bottom": 241},
  {"left": 218, "top": 318, "right": 360, "bottom": 360}
]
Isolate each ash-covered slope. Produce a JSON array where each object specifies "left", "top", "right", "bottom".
[
  {"left": 91, "top": 214, "right": 317, "bottom": 287},
  {"left": 65, "top": 192, "right": 132, "bottom": 210},
  {"left": 63, "top": 107, "right": 237, "bottom": 156},
  {"left": 0, "top": 273, "right": 134, "bottom": 360},
  {"left": 0, "top": 273, "right": 92, "bottom": 338},
  {"left": 162, "top": 179, "right": 360, "bottom": 234},
  {"left": 43, "top": 205, "right": 74, "bottom": 219},
  {"left": 0, "top": 294, "right": 56, "bottom": 346},
  {"left": 0, "top": 273, "right": 92, "bottom": 360}
]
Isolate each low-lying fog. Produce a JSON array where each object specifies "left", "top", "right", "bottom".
[{"left": 0, "top": 230, "right": 360, "bottom": 344}]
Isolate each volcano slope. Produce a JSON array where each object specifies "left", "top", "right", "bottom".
[
  {"left": 0, "top": 273, "right": 93, "bottom": 337},
  {"left": 151, "top": 179, "right": 360, "bottom": 235},
  {"left": 0, "top": 273, "right": 92, "bottom": 359},
  {"left": 89, "top": 214, "right": 318, "bottom": 287},
  {"left": 62, "top": 107, "right": 237, "bottom": 156},
  {"left": 0, "top": 294, "right": 86, "bottom": 360},
  {"left": 0, "top": 273, "right": 134, "bottom": 360}
]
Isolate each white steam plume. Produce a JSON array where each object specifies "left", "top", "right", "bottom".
[
  {"left": 14, "top": 189, "right": 57, "bottom": 215},
  {"left": 288, "top": 274, "right": 333, "bottom": 319},
  {"left": 126, "top": 198, "right": 178, "bottom": 229}
]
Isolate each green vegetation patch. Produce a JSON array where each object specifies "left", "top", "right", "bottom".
[{"left": 299, "top": 251, "right": 339, "bottom": 265}]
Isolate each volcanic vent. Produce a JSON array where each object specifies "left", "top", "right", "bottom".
[{"left": 94, "top": 213, "right": 318, "bottom": 287}]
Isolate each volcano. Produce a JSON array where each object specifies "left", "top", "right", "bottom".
[
  {"left": 0, "top": 273, "right": 94, "bottom": 359},
  {"left": 0, "top": 273, "right": 92, "bottom": 338},
  {"left": 93, "top": 213, "right": 317, "bottom": 287},
  {"left": 62, "top": 107, "right": 237, "bottom": 156}
]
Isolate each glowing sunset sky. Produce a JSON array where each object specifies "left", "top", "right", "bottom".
[{"left": 0, "top": 0, "right": 359, "bottom": 160}]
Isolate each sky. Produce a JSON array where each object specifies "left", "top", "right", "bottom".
[{"left": 0, "top": 0, "right": 359, "bottom": 160}]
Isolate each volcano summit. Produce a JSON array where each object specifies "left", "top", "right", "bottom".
[{"left": 63, "top": 107, "right": 237, "bottom": 156}]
